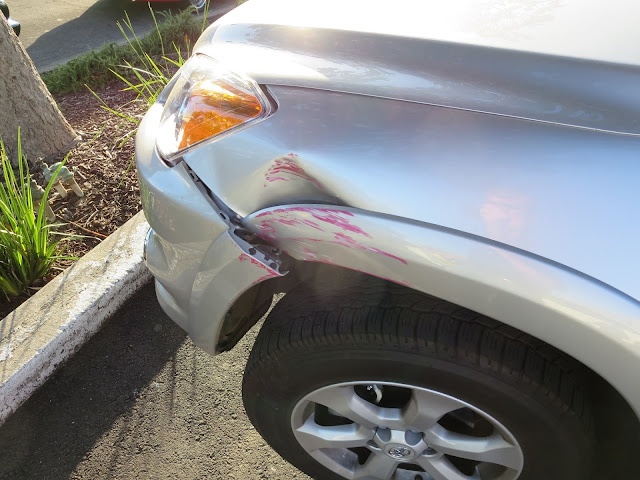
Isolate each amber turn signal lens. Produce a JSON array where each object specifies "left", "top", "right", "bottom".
[
  {"left": 156, "top": 55, "right": 272, "bottom": 162},
  {"left": 177, "top": 79, "right": 263, "bottom": 150}
]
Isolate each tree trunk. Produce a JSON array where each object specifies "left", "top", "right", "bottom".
[{"left": 0, "top": 16, "right": 78, "bottom": 164}]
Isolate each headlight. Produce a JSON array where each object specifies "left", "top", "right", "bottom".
[{"left": 156, "top": 54, "right": 273, "bottom": 162}]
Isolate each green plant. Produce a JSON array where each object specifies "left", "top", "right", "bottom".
[
  {"left": 0, "top": 131, "right": 73, "bottom": 297},
  {"left": 88, "top": 4, "right": 212, "bottom": 187},
  {"left": 88, "top": 4, "right": 211, "bottom": 129},
  {"left": 110, "top": 5, "right": 190, "bottom": 109}
]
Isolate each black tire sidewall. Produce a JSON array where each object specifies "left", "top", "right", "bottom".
[{"left": 244, "top": 345, "right": 591, "bottom": 480}]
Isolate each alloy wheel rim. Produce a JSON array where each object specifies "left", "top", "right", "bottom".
[{"left": 290, "top": 381, "right": 524, "bottom": 480}]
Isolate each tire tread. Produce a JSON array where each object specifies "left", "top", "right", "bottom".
[{"left": 245, "top": 280, "right": 591, "bottom": 428}]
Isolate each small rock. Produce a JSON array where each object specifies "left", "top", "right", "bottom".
[{"left": 153, "top": 323, "right": 162, "bottom": 332}]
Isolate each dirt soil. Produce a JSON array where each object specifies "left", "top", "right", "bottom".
[
  {"left": 0, "top": 283, "right": 310, "bottom": 480},
  {"left": 0, "top": 84, "right": 145, "bottom": 317}
]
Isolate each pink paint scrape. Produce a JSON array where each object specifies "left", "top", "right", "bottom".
[
  {"left": 252, "top": 208, "right": 406, "bottom": 265},
  {"left": 257, "top": 222, "right": 278, "bottom": 242},
  {"left": 238, "top": 253, "right": 279, "bottom": 286},
  {"left": 332, "top": 233, "right": 407, "bottom": 265},
  {"left": 238, "top": 253, "right": 279, "bottom": 276},
  {"left": 256, "top": 207, "right": 352, "bottom": 218},
  {"left": 255, "top": 207, "right": 369, "bottom": 238},
  {"left": 264, "top": 157, "right": 324, "bottom": 189}
]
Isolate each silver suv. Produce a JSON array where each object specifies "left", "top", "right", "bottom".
[{"left": 136, "top": 1, "right": 640, "bottom": 479}]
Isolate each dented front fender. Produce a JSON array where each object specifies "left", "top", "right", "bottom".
[{"left": 242, "top": 204, "right": 640, "bottom": 418}]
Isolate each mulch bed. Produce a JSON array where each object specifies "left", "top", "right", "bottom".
[{"left": 0, "top": 84, "right": 147, "bottom": 317}]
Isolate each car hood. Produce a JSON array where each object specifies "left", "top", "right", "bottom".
[{"left": 195, "top": 0, "right": 640, "bottom": 135}]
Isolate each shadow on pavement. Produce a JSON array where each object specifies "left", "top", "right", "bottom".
[
  {"left": 0, "top": 282, "right": 186, "bottom": 480},
  {"left": 27, "top": 0, "right": 193, "bottom": 72}
]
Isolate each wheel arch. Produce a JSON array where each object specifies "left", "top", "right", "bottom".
[
  {"left": 242, "top": 263, "right": 639, "bottom": 477},
  {"left": 239, "top": 204, "right": 640, "bottom": 423}
]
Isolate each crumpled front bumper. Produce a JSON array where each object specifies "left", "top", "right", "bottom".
[{"left": 136, "top": 104, "right": 284, "bottom": 355}]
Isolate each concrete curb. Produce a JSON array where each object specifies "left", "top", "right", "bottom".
[{"left": 0, "top": 211, "right": 151, "bottom": 426}]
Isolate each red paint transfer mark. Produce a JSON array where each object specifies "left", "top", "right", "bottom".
[
  {"left": 277, "top": 218, "right": 305, "bottom": 227},
  {"left": 271, "top": 217, "right": 324, "bottom": 231},
  {"left": 300, "top": 247, "right": 319, "bottom": 260},
  {"left": 257, "top": 222, "right": 278, "bottom": 242},
  {"left": 256, "top": 207, "right": 370, "bottom": 238},
  {"left": 238, "top": 253, "right": 279, "bottom": 277},
  {"left": 257, "top": 207, "right": 353, "bottom": 218},
  {"left": 366, "top": 247, "right": 408, "bottom": 265},
  {"left": 252, "top": 207, "right": 407, "bottom": 265},
  {"left": 332, "top": 233, "right": 407, "bottom": 265},
  {"left": 261, "top": 233, "right": 406, "bottom": 266},
  {"left": 301, "top": 219, "right": 324, "bottom": 231},
  {"left": 238, "top": 253, "right": 279, "bottom": 286},
  {"left": 333, "top": 232, "right": 359, "bottom": 246},
  {"left": 264, "top": 157, "right": 324, "bottom": 189}
]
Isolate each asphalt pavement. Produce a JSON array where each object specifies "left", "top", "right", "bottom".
[
  {"left": 11, "top": 0, "right": 234, "bottom": 72},
  {"left": 0, "top": 282, "right": 309, "bottom": 480}
]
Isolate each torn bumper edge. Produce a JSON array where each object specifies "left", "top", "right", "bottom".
[
  {"left": 148, "top": 225, "right": 285, "bottom": 355},
  {"left": 137, "top": 104, "right": 286, "bottom": 356}
]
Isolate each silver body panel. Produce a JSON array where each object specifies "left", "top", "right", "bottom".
[
  {"left": 241, "top": 204, "right": 640, "bottom": 420},
  {"left": 200, "top": 0, "right": 640, "bottom": 67},
  {"left": 185, "top": 86, "right": 640, "bottom": 302},
  {"left": 195, "top": 0, "right": 640, "bottom": 135},
  {"left": 136, "top": 0, "right": 640, "bottom": 418}
]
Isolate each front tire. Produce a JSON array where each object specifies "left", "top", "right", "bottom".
[{"left": 243, "top": 279, "right": 594, "bottom": 480}]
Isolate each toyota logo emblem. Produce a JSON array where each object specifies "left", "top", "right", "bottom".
[{"left": 387, "top": 447, "right": 412, "bottom": 458}]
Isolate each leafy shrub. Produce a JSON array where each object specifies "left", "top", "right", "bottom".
[{"left": 0, "top": 132, "right": 72, "bottom": 297}]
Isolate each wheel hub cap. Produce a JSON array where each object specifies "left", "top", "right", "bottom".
[{"left": 374, "top": 427, "right": 428, "bottom": 461}]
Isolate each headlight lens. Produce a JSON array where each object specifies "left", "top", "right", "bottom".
[{"left": 156, "top": 55, "right": 272, "bottom": 162}]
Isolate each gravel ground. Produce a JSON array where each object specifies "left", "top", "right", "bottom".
[{"left": 0, "top": 282, "right": 310, "bottom": 480}]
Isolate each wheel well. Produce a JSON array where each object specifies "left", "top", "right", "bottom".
[
  {"left": 283, "top": 262, "right": 640, "bottom": 474},
  {"left": 218, "top": 260, "right": 640, "bottom": 473}
]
